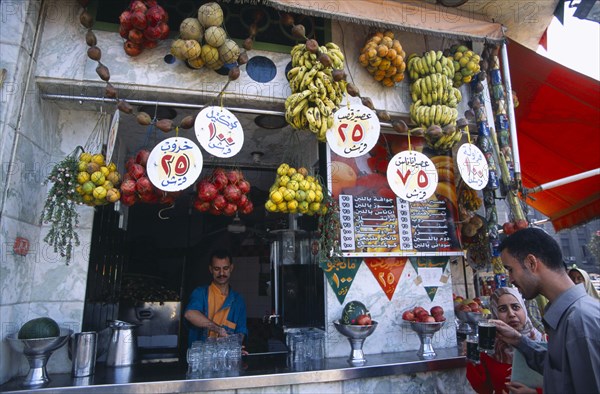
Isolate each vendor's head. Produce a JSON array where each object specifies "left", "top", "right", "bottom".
[
  {"left": 209, "top": 249, "right": 233, "bottom": 286},
  {"left": 490, "top": 287, "right": 530, "bottom": 333}
]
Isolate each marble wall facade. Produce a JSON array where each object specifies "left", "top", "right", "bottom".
[{"left": 0, "top": 0, "right": 473, "bottom": 385}]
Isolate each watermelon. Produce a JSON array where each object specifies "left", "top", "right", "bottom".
[
  {"left": 341, "top": 301, "right": 369, "bottom": 325},
  {"left": 18, "top": 317, "right": 60, "bottom": 339}
]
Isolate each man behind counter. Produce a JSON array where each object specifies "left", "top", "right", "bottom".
[{"left": 184, "top": 249, "right": 248, "bottom": 347}]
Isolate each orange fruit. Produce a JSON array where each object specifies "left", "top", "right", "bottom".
[
  {"left": 382, "top": 77, "right": 394, "bottom": 87},
  {"left": 377, "top": 45, "right": 389, "bottom": 58},
  {"left": 385, "top": 66, "right": 397, "bottom": 77},
  {"left": 359, "top": 54, "right": 369, "bottom": 66},
  {"left": 386, "top": 49, "right": 397, "bottom": 60},
  {"left": 378, "top": 59, "right": 391, "bottom": 71},
  {"left": 393, "top": 73, "right": 404, "bottom": 82},
  {"left": 330, "top": 161, "right": 357, "bottom": 196}
]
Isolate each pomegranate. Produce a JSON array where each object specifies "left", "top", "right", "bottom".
[
  {"left": 193, "top": 199, "right": 211, "bottom": 212},
  {"left": 209, "top": 206, "right": 222, "bottom": 216},
  {"left": 223, "top": 203, "right": 238, "bottom": 216},
  {"left": 212, "top": 195, "right": 227, "bottom": 210},
  {"left": 145, "top": 5, "right": 165, "bottom": 26},
  {"left": 226, "top": 170, "right": 243, "bottom": 185},
  {"left": 430, "top": 306, "right": 444, "bottom": 317},
  {"left": 120, "top": 179, "right": 137, "bottom": 195},
  {"left": 213, "top": 170, "right": 228, "bottom": 191},
  {"left": 128, "top": 29, "right": 144, "bottom": 44},
  {"left": 128, "top": 163, "right": 145, "bottom": 180},
  {"left": 237, "top": 194, "right": 249, "bottom": 208},
  {"left": 240, "top": 200, "right": 254, "bottom": 215},
  {"left": 144, "top": 0, "right": 158, "bottom": 8},
  {"left": 130, "top": 11, "right": 147, "bottom": 30},
  {"left": 135, "top": 150, "right": 150, "bottom": 167},
  {"left": 143, "top": 24, "right": 162, "bottom": 41},
  {"left": 119, "top": 25, "right": 130, "bottom": 39},
  {"left": 238, "top": 179, "right": 251, "bottom": 194},
  {"left": 402, "top": 310, "right": 415, "bottom": 321},
  {"left": 224, "top": 185, "right": 242, "bottom": 203},
  {"left": 503, "top": 222, "right": 516, "bottom": 235},
  {"left": 139, "top": 191, "right": 159, "bottom": 204},
  {"left": 157, "top": 22, "right": 170, "bottom": 40},
  {"left": 136, "top": 176, "right": 153, "bottom": 195},
  {"left": 121, "top": 193, "right": 137, "bottom": 206},
  {"left": 124, "top": 40, "right": 142, "bottom": 57},
  {"left": 129, "top": 1, "right": 147, "bottom": 13},
  {"left": 119, "top": 10, "right": 132, "bottom": 30},
  {"left": 122, "top": 173, "right": 133, "bottom": 183},
  {"left": 515, "top": 219, "right": 529, "bottom": 230},
  {"left": 434, "top": 314, "right": 446, "bottom": 322},
  {"left": 197, "top": 180, "right": 218, "bottom": 202}
]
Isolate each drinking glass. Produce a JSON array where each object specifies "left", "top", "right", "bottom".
[
  {"left": 292, "top": 333, "right": 306, "bottom": 364},
  {"left": 466, "top": 334, "right": 480, "bottom": 364},
  {"left": 477, "top": 320, "right": 496, "bottom": 355}
]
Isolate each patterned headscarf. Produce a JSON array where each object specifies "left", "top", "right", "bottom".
[
  {"left": 569, "top": 266, "right": 600, "bottom": 301},
  {"left": 490, "top": 287, "right": 544, "bottom": 364}
]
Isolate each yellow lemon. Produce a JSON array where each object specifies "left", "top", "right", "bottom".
[
  {"left": 93, "top": 186, "right": 107, "bottom": 200},
  {"left": 291, "top": 173, "right": 304, "bottom": 182},
  {"left": 286, "top": 167, "right": 297, "bottom": 177},
  {"left": 306, "top": 190, "right": 316, "bottom": 203},
  {"left": 298, "top": 180, "right": 310, "bottom": 191},
  {"left": 79, "top": 152, "right": 92, "bottom": 163},
  {"left": 287, "top": 200, "right": 298, "bottom": 212},
  {"left": 277, "top": 163, "right": 289, "bottom": 176},
  {"left": 102, "top": 181, "right": 114, "bottom": 190},
  {"left": 91, "top": 171, "right": 105, "bottom": 186},
  {"left": 277, "top": 201, "right": 288, "bottom": 212},
  {"left": 278, "top": 175, "right": 290, "bottom": 187},
  {"left": 315, "top": 190, "right": 324, "bottom": 202},
  {"left": 310, "top": 202, "right": 321, "bottom": 212},
  {"left": 282, "top": 189, "right": 296, "bottom": 202},
  {"left": 82, "top": 194, "right": 94, "bottom": 204},
  {"left": 91, "top": 154, "right": 105, "bottom": 166},
  {"left": 298, "top": 201, "right": 309, "bottom": 213},
  {"left": 82, "top": 181, "right": 95, "bottom": 195},
  {"left": 265, "top": 200, "right": 277, "bottom": 212},
  {"left": 100, "top": 166, "right": 110, "bottom": 177},
  {"left": 77, "top": 171, "right": 90, "bottom": 185},
  {"left": 107, "top": 162, "right": 117, "bottom": 172},
  {"left": 287, "top": 180, "right": 299, "bottom": 191},
  {"left": 306, "top": 176, "right": 315, "bottom": 183},
  {"left": 106, "top": 188, "right": 120, "bottom": 203},
  {"left": 270, "top": 190, "right": 283, "bottom": 204},
  {"left": 295, "top": 190, "right": 306, "bottom": 202},
  {"left": 107, "top": 171, "right": 121, "bottom": 186},
  {"left": 78, "top": 161, "right": 88, "bottom": 172}
]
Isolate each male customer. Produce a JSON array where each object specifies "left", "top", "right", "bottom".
[
  {"left": 184, "top": 249, "right": 248, "bottom": 346},
  {"left": 492, "top": 227, "right": 600, "bottom": 393}
]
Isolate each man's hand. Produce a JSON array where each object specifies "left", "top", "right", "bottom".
[
  {"left": 505, "top": 381, "right": 537, "bottom": 393},
  {"left": 212, "top": 324, "right": 227, "bottom": 337},
  {"left": 489, "top": 319, "right": 522, "bottom": 346}
]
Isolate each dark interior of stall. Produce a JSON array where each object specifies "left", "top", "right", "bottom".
[{"left": 82, "top": 167, "right": 325, "bottom": 362}]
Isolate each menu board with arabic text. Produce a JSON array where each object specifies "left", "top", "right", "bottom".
[{"left": 331, "top": 133, "right": 462, "bottom": 257}]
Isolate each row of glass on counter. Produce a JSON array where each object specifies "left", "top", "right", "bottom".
[{"left": 187, "top": 334, "right": 244, "bottom": 374}]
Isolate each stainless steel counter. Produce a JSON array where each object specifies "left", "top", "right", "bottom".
[{"left": 0, "top": 348, "right": 466, "bottom": 393}]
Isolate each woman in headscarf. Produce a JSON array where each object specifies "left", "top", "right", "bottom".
[
  {"left": 568, "top": 266, "right": 600, "bottom": 300},
  {"left": 466, "top": 287, "right": 545, "bottom": 394}
]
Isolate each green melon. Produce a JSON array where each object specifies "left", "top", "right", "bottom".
[
  {"left": 341, "top": 301, "right": 369, "bottom": 325},
  {"left": 18, "top": 317, "right": 60, "bottom": 339}
]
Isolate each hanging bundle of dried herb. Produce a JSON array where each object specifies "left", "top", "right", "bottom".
[
  {"left": 317, "top": 191, "right": 343, "bottom": 266},
  {"left": 40, "top": 147, "right": 83, "bottom": 264}
]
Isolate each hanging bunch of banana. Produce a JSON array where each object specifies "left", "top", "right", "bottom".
[
  {"left": 407, "top": 50, "right": 467, "bottom": 153},
  {"left": 285, "top": 40, "right": 347, "bottom": 141}
]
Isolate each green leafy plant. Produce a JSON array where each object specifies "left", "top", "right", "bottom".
[
  {"left": 317, "top": 191, "right": 343, "bottom": 266},
  {"left": 40, "top": 148, "right": 83, "bottom": 264}
]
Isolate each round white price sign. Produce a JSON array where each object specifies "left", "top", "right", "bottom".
[
  {"left": 456, "top": 143, "right": 489, "bottom": 190},
  {"left": 326, "top": 104, "right": 380, "bottom": 158},
  {"left": 195, "top": 106, "right": 244, "bottom": 158},
  {"left": 386, "top": 150, "right": 438, "bottom": 202},
  {"left": 146, "top": 137, "right": 203, "bottom": 192}
]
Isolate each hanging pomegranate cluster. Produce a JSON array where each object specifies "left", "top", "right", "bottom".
[
  {"left": 119, "top": 0, "right": 170, "bottom": 57},
  {"left": 193, "top": 168, "right": 253, "bottom": 216},
  {"left": 119, "top": 149, "right": 181, "bottom": 206}
]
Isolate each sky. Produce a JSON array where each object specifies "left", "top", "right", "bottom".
[{"left": 537, "top": 3, "right": 600, "bottom": 80}]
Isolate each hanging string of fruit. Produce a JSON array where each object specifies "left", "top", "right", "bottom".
[
  {"left": 118, "top": 1, "right": 170, "bottom": 57},
  {"left": 358, "top": 30, "right": 406, "bottom": 87},
  {"left": 282, "top": 14, "right": 348, "bottom": 141},
  {"left": 407, "top": 49, "right": 466, "bottom": 152},
  {"left": 193, "top": 168, "right": 254, "bottom": 216},
  {"left": 265, "top": 163, "right": 326, "bottom": 216}
]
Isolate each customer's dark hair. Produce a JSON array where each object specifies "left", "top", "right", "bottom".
[
  {"left": 499, "top": 227, "right": 563, "bottom": 271},
  {"left": 209, "top": 249, "right": 232, "bottom": 265}
]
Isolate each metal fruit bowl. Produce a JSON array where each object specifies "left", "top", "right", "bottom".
[
  {"left": 333, "top": 320, "right": 378, "bottom": 366},
  {"left": 409, "top": 321, "right": 445, "bottom": 335},
  {"left": 334, "top": 320, "right": 378, "bottom": 339},
  {"left": 7, "top": 328, "right": 72, "bottom": 387}
]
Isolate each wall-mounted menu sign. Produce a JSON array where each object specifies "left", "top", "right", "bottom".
[{"left": 331, "top": 133, "right": 462, "bottom": 257}]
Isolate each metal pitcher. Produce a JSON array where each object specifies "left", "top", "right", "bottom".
[
  {"left": 68, "top": 331, "right": 98, "bottom": 377},
  {"left": 105, "top": 320, "right": 138, "bottom": 367}
]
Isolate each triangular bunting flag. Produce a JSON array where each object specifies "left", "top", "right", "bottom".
[
  {"left": 424, "top": 286, "right": 438, "bottom": 301},
  {"left": 320, "top": 257, "right": 362, "bottom": 304},
  {"left": 409, "top": 256, "right": 450, "bottom": 301},
  {"left": 365, "top": 257, "right": 408, "bottom": 300}
]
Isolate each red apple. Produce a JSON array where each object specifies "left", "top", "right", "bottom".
[
  {"left": 458, "top": 304, "right": 471, "bottom": 312},
  {"left": 503, "top": 222, "right": 516, "bottom": 235},
  {"left": 430, "top": 306, "right": 444, "bottom": 317},
  {"left": 402, "top": 311, "right": 415, "bottom": 321},
  {"left": 434, "top": 314, "right": 446, "bottom": 322},
  {"left": 515, "top": 219, "right": 529, "bottom": 230},
  {"left": 356, "top": 314, "right": 372, "bottom": 326},
  {"left": 468, "top": 302, "right": 480, "bottom": 311},
  {"left": 413, "top": 306, "right": 427, "bottom": 316}
]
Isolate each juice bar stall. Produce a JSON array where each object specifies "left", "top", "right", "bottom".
[{"left": 0, "top": 0, "right": 513, "bottom": 392}]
